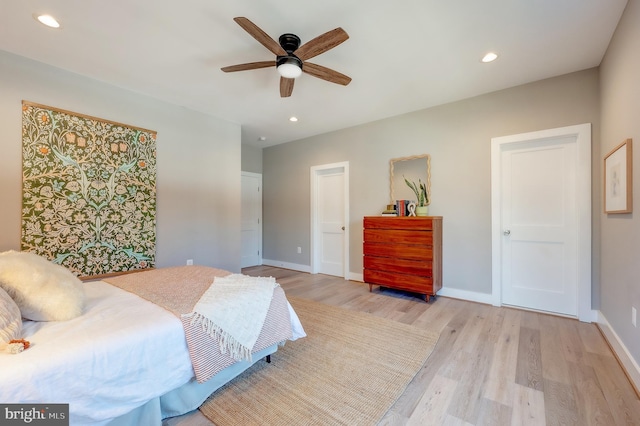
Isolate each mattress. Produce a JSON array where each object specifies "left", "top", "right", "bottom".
[{"left": 0, "top": 280, "right": 305, "bottom": 425}]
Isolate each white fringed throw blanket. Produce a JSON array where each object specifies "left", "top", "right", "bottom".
[
  {"left": 104, "top": 266, "right": 293, "bottom": 383},
  {"left": 183, "top": 274, "right": 278, "bottom": 363}
]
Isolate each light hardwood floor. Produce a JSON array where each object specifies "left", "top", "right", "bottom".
[{"left": 166, "top": 266, "right": 640, "bottom": 426}]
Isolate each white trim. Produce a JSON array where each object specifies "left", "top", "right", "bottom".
[
  {"left": 491, "top": 123, "right": 592, "bottom": 321},
  {"left": 310, "top": 161, "right": 350, "bottom": 278},
  {"left": 439, "top": 287, "right": 597, "bottom": 319},
  {"left": 262, "top": 259, "right": 311, "bottom": 273},
  {"left": 597, "top": 311, "right": 640, "bottom": 393},
  {"left": 437, "top": 287, "right": 495, "bottom": 305},
  {"left": 349, "top": 272, "right": 364, "bottom": 282},
  {"left": 583, "top": 309, "right": 599, "bottom": 323},
  {"left": 240, "top": 171, "right": 262, "bottom": 178}
]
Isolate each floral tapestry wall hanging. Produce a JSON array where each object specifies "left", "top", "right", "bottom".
[{"left": 21, "top": 101, "right": 157, "bottom": 277}]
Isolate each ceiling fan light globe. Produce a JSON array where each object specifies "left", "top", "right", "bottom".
[{"left": 277, "top": 63, "right": 302, "bottom": 79}]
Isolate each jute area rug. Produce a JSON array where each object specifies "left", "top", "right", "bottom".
[{"left": 199, "top": 297, "right": 439, "bottom": 426}]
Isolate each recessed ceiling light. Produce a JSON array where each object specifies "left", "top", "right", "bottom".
[
  {"left": 482, "top": 52, "right": 498, "bottom": 63},
  {"left": 34, "top": 14, "right": 61, "bottom": 28},
  {"left": 289, "top": 116, "right": 298, "bottom": 122},
  {"left": 258, "top": 136, "right": 267, "bottom": 141}
]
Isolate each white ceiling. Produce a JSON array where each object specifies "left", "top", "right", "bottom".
[{"left": 0, "top": 0, "right": 628, "bottom": 147}]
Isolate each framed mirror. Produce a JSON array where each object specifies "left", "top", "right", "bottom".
[{"left": 389, "top": 154, "right": 431, "bottom": 204}]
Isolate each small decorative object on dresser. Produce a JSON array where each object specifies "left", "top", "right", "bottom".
[
  {"left": 415, "top": 205, "right": 429, "bottom": 216},
  {"left": 404, "top": 177, "right": 429, "bottom": 216},
  {"left": 380, "top": 204, "right": 397, "bottom": 216},
  {"left": 407, "top": 201, "right": 417, "bottom": 216},
  {"left": 363, "top": 216, "right": 442, "bottom": 302}
]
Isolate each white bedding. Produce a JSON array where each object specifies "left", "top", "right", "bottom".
[{"left": 0, "top": 280, "right": 305, "bottom": 425}]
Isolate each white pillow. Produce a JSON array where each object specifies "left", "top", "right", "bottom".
[
  {"left": 0, "top": 250, "right": 86, "bottom": 321},
  {"left": 0, "top": 286, "right": 21, "bottom": 344}
]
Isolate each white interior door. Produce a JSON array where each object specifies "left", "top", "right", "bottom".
[
  {"left": 502, "top": 139, "right": 577, "bottom": 314},
  {"left": 241, "top": 172, "right": 262, "bottom": 268},
  {"left": 311, "top": 162, "right": 349, "bottom": 278},
  {"left": 491, "top": 124, "right": 592, "bottom": 320}
]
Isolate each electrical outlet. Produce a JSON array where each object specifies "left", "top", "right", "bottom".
[
  {"left": 186, "top": 259, "right": 193, "bottom": 266},
  {"left": 297, "top": 247, "right": 302, "bottom": 254},
  {"left": 632, "top": 307, "right": 637, "bottom": 328}
]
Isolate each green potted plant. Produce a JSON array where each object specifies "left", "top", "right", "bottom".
[{"left": 404, "top": 177, "right": 429, "bottom": 216}]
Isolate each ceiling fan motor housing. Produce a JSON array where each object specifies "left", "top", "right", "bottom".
[
  {"left": 276, "top": 55, "right": 303, "bottom": 70},
  {"left": 279, "top": 33, "right": 301, "bottom": 53},
  {"left": 277, "top": 33, "right": 303, "bottom": 71}
]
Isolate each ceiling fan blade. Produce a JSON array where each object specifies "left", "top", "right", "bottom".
[
  {"left": 221, "top": 61, "right": 275, "bottom": 73},
  {"left": 303, "top": 62, "right": 352, "bottom": 86},
  {"left": 234, "top": 17, "right": 286, "bottom": 56},
  {"left": 294, "top": 27, "right": 349, "bottom": 61},
  {"left": 280, "top": 77, "right": 294, "bottom": 97}
]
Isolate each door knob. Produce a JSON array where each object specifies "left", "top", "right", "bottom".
[
  {"left": 503, "top": 230, "right": 511, "bottom": 236},
  {"left": 342, "top": 226, "right": 345, "bottom": 231}
]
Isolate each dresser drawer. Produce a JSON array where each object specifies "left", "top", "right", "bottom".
[
  {"left": 363, "top": 242, "right": 433, "bottom": 261},
  {"left": 364, "top": 256, "right": 432, "bottom": 277},
  {"left": 363, "top": 269, "right": 433, "bottom": 294},
  {"left": 364, "top": 229, "right": 433, "bottom": 245},
  {"left": 363, "top": 217, "right": 437, "bottom": 231}
]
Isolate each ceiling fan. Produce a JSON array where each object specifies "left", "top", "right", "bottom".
[{"left": 221, "top": 17, "right": 352, "bottom": 98}]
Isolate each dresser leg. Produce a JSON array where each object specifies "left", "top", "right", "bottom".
[
  {"left": 425, "top": 294, "right": 430, "bottom": 302},
  {"left": 368, "top": 283, "right": 373, "bottom": 292}
]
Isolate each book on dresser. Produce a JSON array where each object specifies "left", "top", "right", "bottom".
[{"left": 362, "top": 216, "right": 442, "bottom": 302}]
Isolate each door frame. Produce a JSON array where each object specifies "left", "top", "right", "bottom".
[
  {"left": 310, "top": 161, "right": 349, "bottom": 278},
  {"left": 490, "top": 123, "right": 593, "bottom": 321}
]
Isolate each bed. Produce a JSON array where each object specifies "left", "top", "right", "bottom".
[{"left": 0, "top": 261, "right": 305, "bottom": 425}]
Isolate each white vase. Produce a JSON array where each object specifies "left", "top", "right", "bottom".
[{"left": 415, "top": 205, "right": 429, "bottom": 216}]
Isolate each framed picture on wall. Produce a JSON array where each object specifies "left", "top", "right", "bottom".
[{"left": 604, "top": 138, "right": 632, "bottom": 214}]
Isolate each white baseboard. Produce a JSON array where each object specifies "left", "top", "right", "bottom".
[
  {"left": 437, "top": 286, "right": 495, "bottom": 305},
  {"left": 597, "top": 311, "right": 640, "bottom": 394},
  {"left": 260, "top": 262, "right": 363, "bottom": 281},
  {"left": 583, "top": 309, "right": 599, "bottom": 323},
  {"left": 261, "top": 259, "right": 311, "bottom": 273},
  {"left": 348, "top": 272, "right": 364, "bottom": 282}
]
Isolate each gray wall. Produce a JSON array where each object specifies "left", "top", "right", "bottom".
[
  {"left": 599, "top": 0, "right": 640, "bottom": 366},
  {"left": 0, "top": 51, "right": 242, "bottom": 272},
  {"left": 263, "top": 68, "right": 601, "bottom": 297},
  {"left": 241, "top": 144, "right": 263, "bottom": 173}
]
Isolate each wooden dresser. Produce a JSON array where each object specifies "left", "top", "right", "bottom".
[{"left": 363, "top": 216, "right": 442, "bottom": 301}]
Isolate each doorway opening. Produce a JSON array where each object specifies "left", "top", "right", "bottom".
[{"left": 310, "top": 162, "right": 349, "bottom": 278}]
